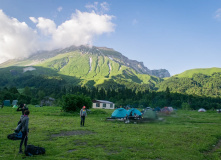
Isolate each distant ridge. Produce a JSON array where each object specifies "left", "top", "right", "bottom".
[{"left": 174, "top": 67, "right": 221, "bottom": 78}]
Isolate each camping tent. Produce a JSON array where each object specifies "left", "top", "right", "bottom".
[
  {"left": 12, "top": 100, "right": 18, "bottom": 106},
  {"left": 142, "top": 109, "right": 158, "bottom": 120},
  {"left": 168, "top": 107, "right": 174, "bottom": 112},
  {"left": 3, "top": 100, "right": 11, "bottom": 106},
  {"left": 12, "top": 105, "right": 18, "bottom": 108},
  {"left": 161, "top": 107, "right": 171, "bottom": 115},
  {"left": 198, "top": 108, "right": 206, "bottom": 112},
  {"left": 111, "top": 108, "right": 128, "bottom": 118},
  {"left": 154, "top": 107, "right": 161, "bottom": 112},
  {"left": 127, "top": 108, "right": 142, "bottom": 117}
]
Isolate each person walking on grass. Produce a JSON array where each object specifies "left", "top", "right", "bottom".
[
  {"left": 80, "top": 106, "right": 87, "bottom": 127},
  {"left": 19, "top": 110, "right": 30, "bottom": 154}
]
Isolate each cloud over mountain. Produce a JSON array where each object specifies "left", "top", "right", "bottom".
[
  {"left": 0, "top": 7, "right": 115, "bottom": 63},
  {"left": 0, "top": 10, "right": 39, "bottom": 63}
]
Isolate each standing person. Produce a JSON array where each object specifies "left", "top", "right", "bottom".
[
  {"left": 80, "top": 106, "right": 87, "bottom": 127},
  {"left": 19, "top": 110, "right": 30, "bottom": 154},
  {"left": 17, "top": 104, "right": 28, "bottom": 115}
]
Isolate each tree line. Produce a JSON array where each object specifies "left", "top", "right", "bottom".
[{"left": 1, "top": 85, "right": 221, "bottom": 110}]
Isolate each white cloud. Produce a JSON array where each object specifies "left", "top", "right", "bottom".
[
  {"left": 85, "top": 2, "right": 109, "bottom": 14},
  {"left": 85, "top": 2, "right": 99, "bottom": 12},
  {"left": 57, "top": 6, "right": 63, "bottom": 12},
  {"left": 100, "top": 2, "right": 109, "bottom": 12},
  {"left": 35, "top": 17, "right": 56, "bottom": 36},
  {"left": 0, "top": 10, "right": 39, "bottom": 63},
  {"left": 0, "top": 8, "right": 115, "bottom": 63},
  {"left": 34, "top": 9, "right": 115, "bottom": 50},
  {"left": 214, "top": 8, "right": 221, "bottom": 20},
  {"left": 29, "top": 17, "right": 38, "bottom": 23}
]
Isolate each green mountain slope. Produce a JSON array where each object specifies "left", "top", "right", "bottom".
[
  {"left": 157, "top": 68, "right": 221, "bottom": 97},
  {"left": 0, "top": 46, "right": 162, "bottom": 90},
  {"left": 174, "top": 67, "right": 221, "bottom": 78},
  {"left": 36, "top": 50, "right": 160, "bottom": 88}
]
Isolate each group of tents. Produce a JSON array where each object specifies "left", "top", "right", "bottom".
[
  {"left": 109, "top": 106, "right": 175, "bottom": 123},
  {"left": 1, "top": 100, "right": 18, "bottom": 108},
  {"left": 111, "top": 107, "right": 158, "bottom": 121}
]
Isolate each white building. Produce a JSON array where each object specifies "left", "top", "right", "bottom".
[{"left": 92, "top": 100, "right": 115, "bottom": 109}]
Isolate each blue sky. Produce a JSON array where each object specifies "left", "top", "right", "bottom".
[{"left": 1, "top": 0, "right": 221, "bottom": 75}]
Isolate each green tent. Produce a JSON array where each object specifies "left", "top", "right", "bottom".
[
  {"left": 12, "top": 105, "right": 18, "bottom": 108},
  {"left": 3, "top": 100, "right": 11, "bottom": 106},
  {"left": 142, "top": 109, "right": 158, "bottom": 120}
]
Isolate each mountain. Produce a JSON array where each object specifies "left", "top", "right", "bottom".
[
  {"left": 156, "top": 67, "right": 221, "bottom": 97},
  {"left": 0, "top": 45, "right": 169, "bottom": 89},
  {"left": 0, "top": 45, "right": 170, "bottom": 78},
  {"left": 1, "top": 45, "right": 221, "bottom": 101}
]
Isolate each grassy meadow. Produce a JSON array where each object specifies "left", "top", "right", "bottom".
[{"left": 1, "top": 106, "right": 221, "bottom": 160}]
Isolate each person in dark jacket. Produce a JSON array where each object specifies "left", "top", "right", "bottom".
[
  {"left": 19, "top": 110, "right": 30, "bottom": 153},
  {"left": 80, "top": 106, "right": 87, "bottom": 127},
  {"left": 17, "top": 104, "right": 28, "bottom": 115}
]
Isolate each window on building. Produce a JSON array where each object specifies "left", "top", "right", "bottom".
[
  {"left": 96, "top": 103, "right": 100, "bottom": 107},
  {"left": 103, "top": 103, "right": 106, "bottom": 108}
]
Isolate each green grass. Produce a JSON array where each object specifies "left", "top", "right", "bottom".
[
  {"left": 1, "top": 107, "right": 221, "bottom": 160},
  {"left": 174, "top": 67, "right": 221, "bottom": 78}
]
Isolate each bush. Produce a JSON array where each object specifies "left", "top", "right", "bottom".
[
  {"left": 61, "top": 94, "right": 92, "bottom": 112},
  {"left": 181, "top": 102, "right": 191, "bottom": 110}
]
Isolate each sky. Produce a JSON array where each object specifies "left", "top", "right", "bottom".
[{"left": 1, "top": 0, "right": 221, "bottom": 75}]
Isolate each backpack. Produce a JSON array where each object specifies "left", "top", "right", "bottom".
[
  {"left": 14, "top": 122, "right": 22, "bottom": 133},
  {"left": 7, "top": 132, "right": 22, "bottom": 140},
  {"left": 25, "top": 145, "right": 45, "bottom": 156},
  {"left": 15, "top": 115, "right": 25, "bottom": 133}
]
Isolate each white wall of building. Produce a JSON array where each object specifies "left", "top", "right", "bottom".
[{"left": 92, "top": 102, "right": 115, "bottom": 109}]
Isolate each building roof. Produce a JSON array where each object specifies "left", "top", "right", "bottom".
[{"left": 93, "top": 100, "right": 114, "bottom": 104}]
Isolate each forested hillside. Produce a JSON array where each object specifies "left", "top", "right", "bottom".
[
  {"left": 1, "top": 65, "right": 221, "bottom": 110},
  {"left": 157, "top": 72, "right": 221, "bottom": 98}
]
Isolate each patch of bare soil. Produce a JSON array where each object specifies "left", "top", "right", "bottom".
[
  {"left": 68, "top": 149, "right": 77, "bottom": 153},
  {"left": 211, "top": 140, "right": 221, "bottom": 152},
  {"left": 73, "top": 140, "right": 88, "bottom": 146},
  {"left": 205, "top": 139, "right": 221, "bottom": 154},
  {"left": 95, "top": 144, "right": 106, "bottom": 148},
  {"left": 51, "top": 130, "right": 95, "bottom": 137}
]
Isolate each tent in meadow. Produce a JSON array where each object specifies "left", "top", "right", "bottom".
[
  {"left": 154, "top": 107, "right": 161, "bottom": 112},
  {"left": 127, "top": 108, "right": 142, "bottom": 117},
  {"left": 12, "top": 100, "right": 18, "bottom": 106},
  {"left": 198, "top": 108, "right": 206, "bottom": 112},
  {"left": 161, "top": 107, "right": 171, "bottom": 115},
  {"left": 168, "top": 107, "right": 174, "bottom": 112},
  {"left": 111, "top": 108, "right": 128, "bottom": 118},
  {"left": 3, "top": 100, "right": 11, "bottom": 106},
  {"left": 12, "top": 105, "right": 18, "bottom": 108},
  {"left": 142, "top": 109, "right": 158, "bottom": 120}
]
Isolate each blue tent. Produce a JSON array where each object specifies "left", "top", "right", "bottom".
[
  {"left": 12, "top": 100, "right": 18, "bottom": 105},
  {"left": 127, "top": 108, "right": 142, "bottom": 116},
  {"left": 3, "top": 100, "right": 11, "bottom": 106},
  {"left": 111, "top": 108, "right": 128, "bottom": 118},
  {"left": 154, "top": 107, "right": 161, "bottom": 112}
]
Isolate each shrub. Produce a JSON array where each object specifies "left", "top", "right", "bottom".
[
  {"left": 61, "top": 94, "right": 92, "bottom": 112},
  {"left": 181, "top": 102, "right": 191, "bottom": 110}
]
